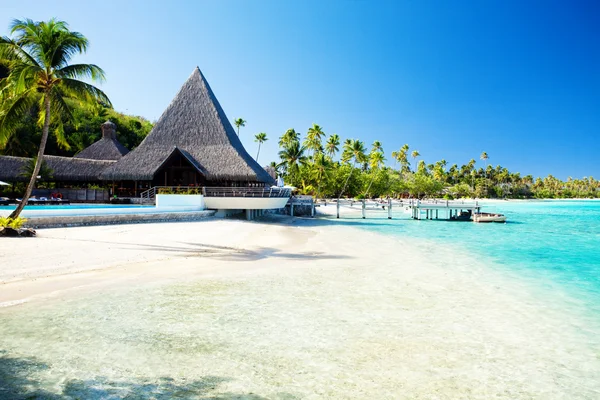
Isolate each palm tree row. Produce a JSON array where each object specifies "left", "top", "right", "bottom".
[{"left": 268, "top": 126, "right": 599, "bottom": 200}]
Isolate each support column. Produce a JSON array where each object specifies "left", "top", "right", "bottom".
[
  {"left": 436, "top": 209, "right": 438, "bottom": 219},
  {"left": 291, "top": 204, "right": 294, "bottom": 217},
  {"left": 337, "top": 200, "right": 340, "bottom": 219},
  {"left": 246, "top": 209, "right": 252, "bottom": 220},
  {"left": 362, "top": 199, "right": 366, "bottom": 219},
  {"left": 311, "top": 204, "right": 315, "bottom": 218},
  {"left": 388, "top": 198, "right": 392, "bottom": 219}
]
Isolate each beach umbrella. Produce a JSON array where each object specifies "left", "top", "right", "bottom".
[{"left": 0, "top": 181, "right": 9, "bottom": 186}]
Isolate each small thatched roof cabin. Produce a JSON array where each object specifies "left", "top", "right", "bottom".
[
  {"left": 74, "top": 120, "right": 129, "bottom": 161},
  {"left": 100, "top": 67, "right": 274, "bottom": 186}
]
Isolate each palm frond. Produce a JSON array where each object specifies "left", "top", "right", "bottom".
[
  {"left": 0, "top": 36, "right": 42, "bottom": 70},
  {"left": 59, "top": 77, "right": 112, "bottom": 107},
  {"left": 56, "top": 63, "right": 106, "bottom": 82},
  {"left": 50, "top": 30, "right": 89, "bottom": 69},
  {"left": 0, "top": 87, "right": 37, "bottom": 148}
]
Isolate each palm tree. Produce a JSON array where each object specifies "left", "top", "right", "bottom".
[
  {"left": 364, "top": 150, "right": 385, "bottom": 197},
  {"left": 325, "top": 134, "right": 340, "bottom": 158},
  {"left": 391, "top": 150, "right": 399, "bottom": 168},
  {"left": 371, "top": 140, "right": 384, "bottom": 154},
  {"left": 254, "top": 132, "right": 268, "bottom": 162},
  {"left": 480, "top": 151, "right": 489, "bottom": 195},
  {"left": 339, "top": 139, "right": 367, "bottom": 199},
  {"left": 279, "top": 128, "right": 298, "bottom": 148},
  {"left": 268, "top": 161, "right": 280, "bottom": 176},
  {"left": 398, "top": 144, "right": 411, "bottom": 174},
  {"left": 411, "top": 150, "right": 420, "bottom": 173},
  {"left": 0, "top": 18, "right": 111, "bottom": 219},
  {"left": 304, "top": 123, "right": 325, "bottom": 156},
  {"left": 234, "top": 117, "right": 246, "bottom": 136},
  {"left": 278, "top": 140, "right": 307, "bottom": 177},
  {"left": 311, "top": 152, "right": 332, "bottom": 198}
]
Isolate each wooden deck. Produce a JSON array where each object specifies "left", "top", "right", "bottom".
[{"left": 408, "top": 200, "right": 481, "bottom": 220}]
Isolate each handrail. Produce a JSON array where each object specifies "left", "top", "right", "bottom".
[
  {"left": 203, "top": 187, "right": 292, "bottom": 198},
  {"left": 140, "top": 186, "right": 200, "bottom": 199},
  {"left": 140, "top": 186, "right": 292, "bottom": 199}
]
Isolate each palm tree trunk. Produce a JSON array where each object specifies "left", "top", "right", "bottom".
[
  {"left": 364, "top": 170, "right": 376, "bottom": 198},
  {"left": 256, "top": 143, "right": 261, "bottom": 162},
  {"left": 9, "top": 95, "right": 51, "bottom": 219},
  {"left": 338, "top": 162, "right": 356, "bottom": 200}
]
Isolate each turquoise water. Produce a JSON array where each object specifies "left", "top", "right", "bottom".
[
  {"left": 0, "top": 204, "right": 152, "bottom": 210},
  {"left": 330, "top": 200, "right": 600, "bottom": 316}
]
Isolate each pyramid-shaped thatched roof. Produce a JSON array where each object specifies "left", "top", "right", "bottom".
[
  {"left": 74, "top": 121, "right": 129, "bottom": 161},
  {"left": 101, "top": 68, "right": 274, "bottom": 184}
]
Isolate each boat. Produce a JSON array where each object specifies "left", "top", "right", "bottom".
[{"left": 473, "top": 212, "right": 507, "bottom": 223}]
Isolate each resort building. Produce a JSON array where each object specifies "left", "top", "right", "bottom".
[{"left": 0, "top": 67, "right": 290, "bottom": 213}]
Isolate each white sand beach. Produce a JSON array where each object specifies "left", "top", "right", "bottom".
[{"left": 1, "top": 217, "right": 599, "bottom": 399}]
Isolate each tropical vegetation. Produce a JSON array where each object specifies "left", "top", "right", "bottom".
[
  {"left": 0, "top": 18, "right": 111, "bottom": 218},
  {"left": 270, "top": 126, "right": 600, "bottom": 199}
]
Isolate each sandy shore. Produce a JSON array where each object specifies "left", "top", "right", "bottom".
[{"left": 1, "top": 216, "right": 599, "bottom": 398}]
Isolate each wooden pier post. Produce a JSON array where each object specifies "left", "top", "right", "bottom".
[
  {"left": 436, "top": 209, "right": 438, "bottom": 219},
  {"left": 362, "top": 199, "right": 366, "bottom": 219},
  {"left": 336, "top": 200, "right": 340, "bottom": 219},
  {"left": 388, "top": 198, "right": 392, "bottom": 219}
]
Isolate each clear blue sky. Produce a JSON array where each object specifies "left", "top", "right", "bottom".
[{"left": 2, "top": 0, "right": 599, "bottom": 178}]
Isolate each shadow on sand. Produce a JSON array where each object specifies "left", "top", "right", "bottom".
[
  {"left": 0, "top": 352, "right": 295, "bottom": 399},
  {"left": 116, "top": 241, "right": 352, "bottom": 262}
]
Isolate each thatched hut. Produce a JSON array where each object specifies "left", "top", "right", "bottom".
[
  {"left": 74, "top": 120, "right": 129, "bottom": 161},
  {"left": 0, "top": 67, "right": 277, "bottom": 201},
  {"left": 100, "top": 67, "right": 274, "bottom": 188}
]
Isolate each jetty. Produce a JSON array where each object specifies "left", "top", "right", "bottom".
[
  {"left": 408, "top": 200, "right": 481, "bottom": 220},
  {"left": 322, "top": 198, "right": 484, "bottom": 221}
]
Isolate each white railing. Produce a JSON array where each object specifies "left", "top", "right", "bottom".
[
  {"left": 140, "top": 186, "right": 201, "bottom": 199},
  {"left": 140, "top": 186, "right": 292, "bottom": 199},
  {"left": 203, "top": 187, "right": 292, "bottom": 198}
]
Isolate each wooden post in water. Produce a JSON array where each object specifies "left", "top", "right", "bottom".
[
  {"left": 336, "top": 200, "right": 340, "bottom": 219},
  {"left": 362, "top": 199, "right": 366, "bottom": 219},
  {"left": 388, "top": 198, "right": 392, "bottom": 219}
]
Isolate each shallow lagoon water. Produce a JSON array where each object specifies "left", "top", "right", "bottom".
[
  {"left": 336, "top": 200, "right": 600, "bottom": 313},
  {"left": 1, "top": 201, "right": 600, "bottom": 399}
]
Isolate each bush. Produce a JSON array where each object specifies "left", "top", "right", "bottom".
[{"left": 0, "top": 217, "right": 27, "bottom": 229}]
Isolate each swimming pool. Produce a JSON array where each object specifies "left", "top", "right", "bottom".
[{"left": 0, "top": 204, "right": 203, "bottom": 218}]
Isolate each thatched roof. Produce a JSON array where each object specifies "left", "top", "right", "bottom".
[
  {"left": 0, "top": 155, "right": 114, "bottom": 182},
  {"left": 100, "top": 67, "right": 274, "bottom": 184},
  {"left": 74, "top": 120, "right": 129, "bottom": 161},
  {"left": 0, "top": 156, "right": 28, "bottom": 182}
]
